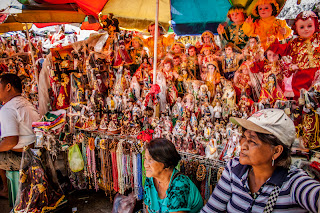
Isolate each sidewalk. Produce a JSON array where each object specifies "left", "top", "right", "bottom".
[{"left": 0, "top": 190, "right": 113, "bottom": 213}]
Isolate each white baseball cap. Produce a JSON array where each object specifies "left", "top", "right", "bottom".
[{"left": 230, "top": 109, "right": 296, "bottom": 147}]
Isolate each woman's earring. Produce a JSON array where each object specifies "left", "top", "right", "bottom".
[{"left": 272, "top": 156, "right": 275, "bottom": 167}]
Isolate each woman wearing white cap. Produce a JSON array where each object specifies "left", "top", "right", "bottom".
[{"left": 201, "top": 109, "right": 320, "bottom": 213}]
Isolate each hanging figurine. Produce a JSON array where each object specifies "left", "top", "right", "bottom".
[
  {"left": 242, "top": 36, "right": 264, "bottom": 63},
  {"left": 196, "top": 30, "right": 220, "bottom": 54}
]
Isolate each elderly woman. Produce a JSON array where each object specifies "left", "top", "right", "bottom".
[
  {"left": 144, "top": 138, "right": 203, "bottom": 213},
  {"left": 201, "top": 109, "right": 320, "bottom": 213}
]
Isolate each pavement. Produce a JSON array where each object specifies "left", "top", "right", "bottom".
[{"left": 0, "top": 189, "right": 114, "bottom": 213}]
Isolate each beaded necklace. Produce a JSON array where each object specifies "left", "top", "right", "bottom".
[
  {"left": 86, "top": 145, "right": 92, "bottom": 188},
  {"left": 110, "top": 139, "right": 119, "bottom": 192},
  {"left": 116, "top": 140, "right": 125, "bottom": 194},
  {"left": 81, "top": 138, "right": 88, "bottom": 182},
  {"left": 136, "top": 152, "right": 143, "bottom": 200},
  {"left": 105, "top": 139, "right": 113, "bottom": 200},
  {"left": 100, "top": 147, "right": 107, "bottom": 190},
  {"left": 205, "top": 166, "right": 211, "bottom": 201},
  {"left": 89, "top": 137, "right": 98, "bottom": 191},
  {"left": 132, "top": 152, "right": 138, "bottom": 197}
]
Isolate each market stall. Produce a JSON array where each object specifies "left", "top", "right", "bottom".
[{"left": 0, "top": 0, "right": 320, "bottom": 212}]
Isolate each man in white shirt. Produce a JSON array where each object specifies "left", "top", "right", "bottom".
[{"left": 0, "top": 74, "right": 40, "bottom": 198}]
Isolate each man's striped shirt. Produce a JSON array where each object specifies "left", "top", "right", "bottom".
[{"left": 201, "top": 158, "right": 320, "bottom": 213}]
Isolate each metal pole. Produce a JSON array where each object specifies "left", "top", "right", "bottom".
[
  {"left": 25, "top": 23, "right": 39, "bottom": 85},
  {"left": 152, "top": 0, "right": 159, "bottom": 85}
]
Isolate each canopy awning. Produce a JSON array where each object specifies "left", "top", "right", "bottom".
[
  {"left": 101, "top": 0, "right": 287, "bottom": 35},
  {"left": 0, "top": 22, "right": 31, "bottom": 33},
  {"left": 101, "top": 0, "right": 171, "bottom": 32}
]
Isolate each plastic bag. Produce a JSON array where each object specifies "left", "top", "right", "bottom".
[
  {"left": 94, "top": 33, "right": 109, "bottom": 52},
  {"left": 68, "top": 144, "right": 84, "bottom": 172},
  {"left": 112, "top": 193, "right": 136, "bottom": 213}
]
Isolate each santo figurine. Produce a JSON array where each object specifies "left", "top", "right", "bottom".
[
  {"left": 242, "top": 0, "right": 291, "bottom": 50},
  {"left": 218, "top": 4, "right": 249, "bottom": 49},
  {"left": 279, "top": 11, "right": 320, "bottom": 99}
]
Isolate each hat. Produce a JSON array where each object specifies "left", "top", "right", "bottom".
[{"left": 230, "top": 109, "right": 296, "bottom": 147}]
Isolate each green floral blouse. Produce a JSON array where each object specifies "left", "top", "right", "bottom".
[{"left": 144, "top": 168, "right": 203, "bottom": 213}]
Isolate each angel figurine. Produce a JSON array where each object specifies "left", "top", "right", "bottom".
[
  {"left": 205, "top": 138, "right": 218, "bottom": 159},
  {"left": 130, "top": 76, "right": 141, "bottom": 100},
  {"left": 222, "top": 81, "right": 236, "bottom": 108}
]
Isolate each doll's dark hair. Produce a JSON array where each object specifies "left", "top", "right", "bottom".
[
  {"left": 188, "top": 46, "right": 196, "bottom": 52},
  {"left": 255, "top": 3, "right": 278, "bottom": 17}
]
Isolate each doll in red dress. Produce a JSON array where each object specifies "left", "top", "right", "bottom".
[
  {"left": 234, "top": 63, "right": 252, "bottom": 102},
  {"left": 280, "top": 11, "right": 320, "bottom": 99},
  {"left": 250, "top": 40, "right": 287, "bottom": 92}
]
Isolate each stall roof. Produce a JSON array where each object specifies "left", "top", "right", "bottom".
[{"left": 101, "top": 0, "right": 287, "bottom": 35}]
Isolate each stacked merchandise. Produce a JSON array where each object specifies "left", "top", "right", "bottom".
[{"left": 5, "top": 5, "right": 320, "bottom": 211}]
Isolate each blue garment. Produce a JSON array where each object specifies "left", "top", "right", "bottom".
[
  {"left": 201, "top": 157, "right": 320, "bottom": 213},
  {"left": 144, "top": 168, "right": 203, "bottom": 213}
]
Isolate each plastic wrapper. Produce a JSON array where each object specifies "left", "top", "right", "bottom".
[
  {"left": 94, "top": 33, "right": 109, "bottom": 53},
  {"left": 68, "top": 144, "right": 84, "bottom": 172},
  {"left": 155, "top": 72, "right": 167, "bottom": 112},
  {"left": 112, "top": 193, "right": 136, "bottom": 213},
  {"left": 14, "top": 148, "right": 65, "bottom": 213},
  {"left": 70, "top": 73, "right": 86, "bottom": 109}
]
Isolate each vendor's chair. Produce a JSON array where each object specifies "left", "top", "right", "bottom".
[{"left": 6, "top": 170, "right": 20, "bottom": 207}]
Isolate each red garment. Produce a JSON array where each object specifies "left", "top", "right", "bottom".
[
  {"left": 278, "top": 32, "right": 320, "bottom": 99},
  {"left": 292, "top": 67, "right": 318, "bottom": 99},
  {"left": 259, "top": 87, "right": 287, "bottom": 104},
  {"left": 250, "top": 60, "right": 285, "bottom": 91},
  {"left": 113, "top": 47, "right": 133, "bottom": 67}
]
